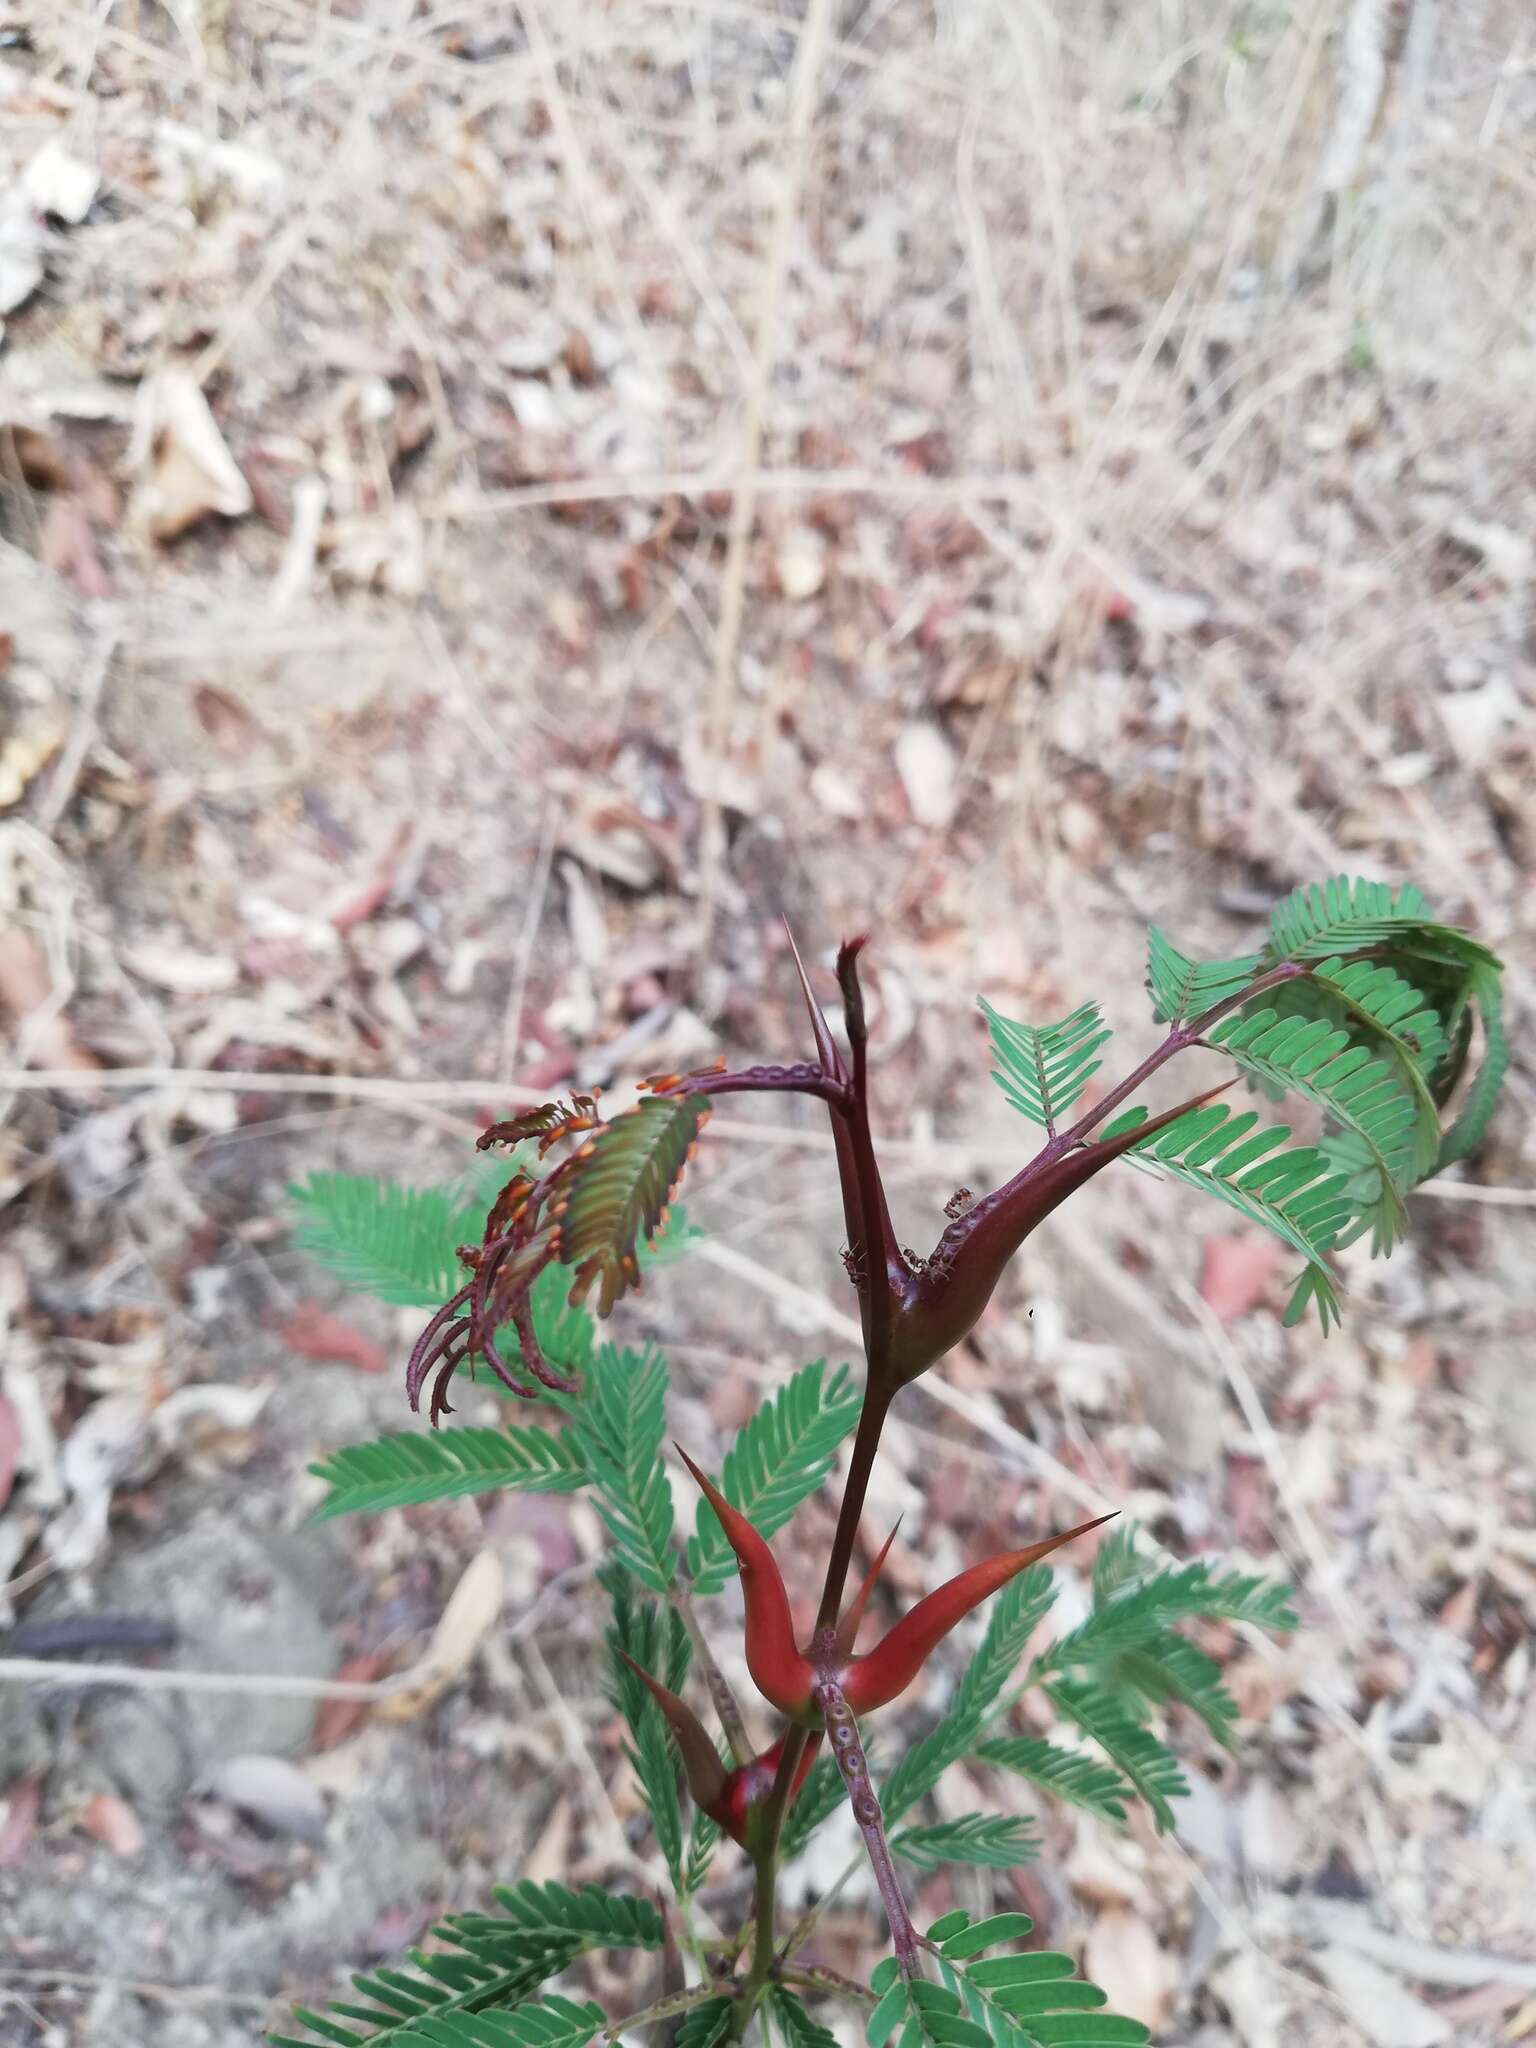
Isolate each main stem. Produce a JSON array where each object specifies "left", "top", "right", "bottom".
[{"left": 732, "top": 995, "right": 901, "bottom": 2036}]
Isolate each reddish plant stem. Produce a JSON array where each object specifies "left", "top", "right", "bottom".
[
  {"left": 813, "top": 1673, "right": 920, "bottom": 1975},
  {"left": 813, "top": 1376, "right": 893, "bottom": 1635},
  {"left": 1032, "top": 962, "right": 1311, "bottom": 1170}
]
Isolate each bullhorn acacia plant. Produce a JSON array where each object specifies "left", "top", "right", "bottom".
[{"left": 283, "top": 878, "right": 1506, "bottom": 2048}]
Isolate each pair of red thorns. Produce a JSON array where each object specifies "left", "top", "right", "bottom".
[{"left": 634, "top": 1450, "right": 1109, "bottom": 1856}]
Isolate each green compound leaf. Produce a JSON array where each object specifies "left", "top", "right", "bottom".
[
  {"left": 675, "top": 1999, "right": 733, "bottom": 2048},
  {"left": 1263, "top": 875, "right": 1499, "bottom": 970},
  {"left": 1145, "top": 927, "right": 1265, "bottom": 1026},
  {"left": 308, "top": 1426, "right": 586, "bottom": 1521},
  {"left": 1207, "top": 1007, "right": 1420, "bottom": 1250},
  {"left": 979, "top": 999, "right": 1112, "bottom": 1137},
  {"left": 560, "top": 1344, "right": 675, "bottom": 1591},
  {"left": 928, "top": 1914, "right": 1151, "bottom": 2048},
  {"left": 457, "top": 1882, "right": 664, "bottom": 1952},
  {"left": 769, "top": 1988, "right": 842, "bottom": 2048},
  {"left": 291, "top": 1173, "right": 481, "bottom": 1307},
  {"left": 1041, "top": 1556, "right": 1297, "bottom": 1668},
  {"left": 1437, "top": 962, "right": 1509, "bottom": 1169},
  {"left": 971, "top": 1738, "right": 1131, "bottom": 1828},
  {"left": 392, "top": 1996, "right": 606, "bottom": 2048},
  {"left": 601, "top": 1565, "right": 690, "bottom": 1891},
  {"left": 1120, "top": 1102, "right": 1355, "bottom": 1332},
  {"left": 890, "top": 1814, "right": 1039, "bottom": 1871},
  {"left": 684, "top": 1802, "right": 722, "bottom": 1895},
  {"left": 688, "top": 1360, "right": 862, "bottom": 1596},
  {"left": 882, "top": 1566, "right": 1057, "bottom": 1825},
  {"left": 1043, "top": 1683, "right": 1187, "bottom": 1833},
  {"left": 273, "top": 1884, "right": 662, "bottom": 2047},
  {"left": 867, "top": 1960, "right": 989, "bottom": 2048}
]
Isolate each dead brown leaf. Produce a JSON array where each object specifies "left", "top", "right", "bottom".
[
  {"left": 0, "top": 926, "right": 98, "bottom": 1072},
  {"left": 311, "top": 1651, "right": 394, "bottom": 1752},
  {"left": 378, "top": 1548, "right": 506, "bottom": 1721},
  {"left": 81, "top": 1791, "right": 146, "bottom": 1860},
  {"left": 279, "top": 1303, "right": 388, "bottom": 1375},
  {"left": 0, "top": 1390, "right": 20, "bottom": 1512},
  {"left": 1199, "top": 1234, "right": 1286, "bottom": 1322},
  {"left": 128, "top": 370, "right": 253, "bottom": 543}
]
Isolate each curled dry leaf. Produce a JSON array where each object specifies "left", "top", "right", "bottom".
[
  {"left": 378, "top": 1547, "right": 506, "bottom": 1721},
  {"left": 81, "top": 1791, "right": 146, "bottom": 1860},
  {"left": 127, "top": 370, "right": 253, "bottom": 544},
  {"left": 205, "top": 1753, "right": 327, "bottom": 1842}
]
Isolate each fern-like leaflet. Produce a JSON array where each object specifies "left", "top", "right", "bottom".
[
  {"left": 870, "top": 1913, "right": 1150, "bottom": 2048},
  {"left": 292, "top": 1175, "right": 482, "bottom": 1307},
  {"left": 562, "top": 1344, "right": 676, "bottom": 1591},
  {"left": 1120, "top": 1101, "right": 1354, "bottom": 1330},
  {"left": 388, "top": 1996, "right": 608, "bottom": 2048},
  {"left": 880, "top": 1566, "right": 1058, "bottom": 1826},
  {"left": 970, "top": 1739, "right": 1131, "bottom": 1827},
  {"left": 979, "top": 999, "right": 1112, "bottom": 1137},
  {"left": 309, "top": 1425, "right": 586, "bottom": 1520},
  {"left": 1042, "top": 1682, "right": 1188, "bottom": 1833},
  {"left": 1263, "top": 875, "right": 1499, "bottom": 969},
  {"left": 602, "top": 1563, "right": 691, "bottom": 1888},
  {"left": 271, "top": 1886, "right": 663, "bottom": 2048},
  {"left": 889, "top": 1815, "right": 1039, "bottom": 1871},
  {"left": 1437, "top": 961, "right": 1509, "bottom": 1170},
  {"left": 768, "top": 1989, "right": 841, "bottom": 2048},
  {"left": 686, "top": 1360, "right": 862, "bottom": 1595},
  {"left": 1206, "top": 1008, "right": 1418, "bottom": 1248},
  {"left": 1145, "top": 927, "right": 1265, "bottom": 1025}
]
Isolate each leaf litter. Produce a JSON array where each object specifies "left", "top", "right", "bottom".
[{"left": 0, "top": 3, "right": 1532, "bottom": 2043}]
